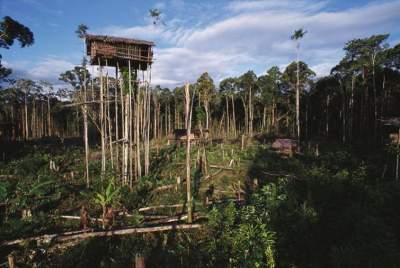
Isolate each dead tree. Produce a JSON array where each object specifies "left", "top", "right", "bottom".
[{"left": 184, "top": 83, "right": 194, "bottom": 223}]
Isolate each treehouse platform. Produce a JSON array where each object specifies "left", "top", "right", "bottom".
[{"left": 85, "top": 34, "right": 155, "bottom": 70}]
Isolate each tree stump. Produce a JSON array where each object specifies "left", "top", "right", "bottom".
[{"left": 134, "top": 254, "right": 146, "bottom": 268}]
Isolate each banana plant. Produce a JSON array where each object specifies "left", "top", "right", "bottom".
[{"left": 93, "top": 179, "right": 121, "bottom": 228}]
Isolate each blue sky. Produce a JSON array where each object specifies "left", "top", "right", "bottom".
[{"left": 1, "top": 0, "right": 400, "bottom": 87}]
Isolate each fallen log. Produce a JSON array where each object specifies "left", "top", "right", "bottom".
[
  {"left": 1, "top": 229, "right": 93, "bottom": 247},
  {"left": 144, "top": 214, "right": 189, "bottom": 225},
  {"left": 145, "top": 214, "right": 208, "bottom": 225},
  {"left": 143, "top": 215, "right": 170, "bottom": 220},
  {"left": 1, "top": 224, "right": 202, "bottom": 247},
  {"left": 0, "top": 175, "right": 18, "bottom": 180},
  {"left": 209, "top": 165, "right": 234, "bottom": 170},
  {"left": 152, "top": 184, "right": 176, "bottom": 193},
  {"left": 204, "top": 169, "right": 223, "bottom": 180},
  {"left": 262, "top": 171, "right": 296, "bottom": 177},
  {"left": 58, "top": 215, "right": 104, "bottom": 223},
  {"left": 138, "top": 204, "right": 184, "bottom": 212}
]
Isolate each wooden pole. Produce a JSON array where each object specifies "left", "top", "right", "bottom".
[
  {"left": 135, "top": 67, "right": 141, "bottom": 181},
  {"left": 83, "top": 62, "right": 90, "bottom": 187},
  {"left": 98, "top": 58, "right": 106, "bottom": 180},
  {"left": 128, "top": 60, "right": 133, "bottom": 186},
  {"left": 106, "top": 59, "right": 114, "bottom": 170},
  {"left": 115, "top": 64, "right": 119, "bottom": 174}
]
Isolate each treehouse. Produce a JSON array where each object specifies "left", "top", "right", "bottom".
[{"left": 85, "top": 34, "right": 155, "bottom": 70}]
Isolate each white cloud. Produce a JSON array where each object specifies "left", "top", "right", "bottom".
[
  {"left": 9, "top": 0, "right": 400, "bottom": 87},
  {"left": 28, "top": 58, "right": 74, "bottom": 79},
  {"left": 227, "top": 0, "right": 328, "bottom": 13},
  {"left": 4, "top": 57, "right": 74, "bottom": 84}
]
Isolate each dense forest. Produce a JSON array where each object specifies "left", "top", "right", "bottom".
[{"left": 1, "top": 9, "right": 400, "bottom": 268}]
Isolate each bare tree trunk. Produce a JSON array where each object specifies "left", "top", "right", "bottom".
[
  {"left": 249, "top": 85, "right": 253, "bottom": 137},
  {"left": 231, "top": 95, "right": 236, "bottom": 137},
  {"left": 272, "top": 97, "right": 276, "bottom": 134},
  {"left": 225, "top": 95, "right": 229, "bottom": 137},
  {"left": 24, "top": 91, "right": 28, "bottom": 139},
  {"left": 32, "top": 98, "right": 36, "bottom": 138},
  {"left": 296, "top": 42, "right": 301, "bottom": 147},
  {"left": 372, "top": 54, "right": 378, "bottom": 143},
  {"left": 204, "top": 101, "right": 210, "bottom": 130},
  {"left": 83, "top": 68, "right": 90, "bottom": 187},
  {"left": 123, "top": 91, "right": 129, "bottom": 185},
  {"left": 349, "top": 75, "right": 355, "bottom": 142},
  {"left": 47, "top": 96, "right": 51, "bottom": 136},
  {"left": 184, "top": 83, "right": 193, "bottom": 223},
  {"left": 241, "top": 97, "right": 247, "bottom": 136},
  {"left": 262, "top": 106, "right": 267, "bottom": 131},
  {"left": 168, "top": 103, "right": 171, "bottom": 134},
  {"left": 144, "top": 75, "right": 150, "bottom": 176},
  {"left": 326, "top": 94, "right": 329, "bottom": 137}
]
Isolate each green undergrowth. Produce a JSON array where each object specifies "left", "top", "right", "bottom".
[{"left": 2, "top": 140, "right": 400, "bottom": 267}]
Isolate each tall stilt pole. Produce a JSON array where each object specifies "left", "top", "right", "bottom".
[
  {"left": 83, "top": 63, "right": 90, "bottom": 187},
  {"left": 129, "top": 60, "right": 134, "bottom": 186},
  {"left": 136, "top": 66, "right": 142, "bottom": 181},
  {"left": 106, "top": 59, "right": 114, "bottom": 170},
  {"left": 98, "top": 58, "right": 106, "bottom": 180},
  {"left": 115, "top": 63, "right": 119, "bottom": 175}
]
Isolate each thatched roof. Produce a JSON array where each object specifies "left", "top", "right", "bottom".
[{"left": 85, "top": 34, "right": 155, "bottom": 46}]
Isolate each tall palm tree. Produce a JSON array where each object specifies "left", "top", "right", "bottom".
[
  {"left": 291, "top": 28, "right": 307, "bottom": 146},
  {"left": 149, "top": 9, "right": 165, "bottom": 26}
]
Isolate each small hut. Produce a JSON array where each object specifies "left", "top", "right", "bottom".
[
  {"left": 85, "top": 34, "right": 154, "bottom": 69},
  {"left": 168, "top": 129, "right": 210, "bottom": 143},
  {"left": 271, "top": 138, "right": 298, "bottom": 156}
]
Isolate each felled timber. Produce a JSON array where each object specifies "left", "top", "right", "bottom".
[
  {"left": 138, "top": 204, "right": 184, "bottom": 212},
  {"left": 1, "top": 224, "right": 202, "bottom": 247}
]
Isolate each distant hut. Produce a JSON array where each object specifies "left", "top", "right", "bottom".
[
  {"left": 168, "top": 129, "right": 210, "bottom": 143},
  {"left": 271, "top": 138, "right": 298, "bottom": 156}
]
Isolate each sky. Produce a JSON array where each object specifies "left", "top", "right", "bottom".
[{"left": 1, "top": 0, "right": 400, "bottom": 88}]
